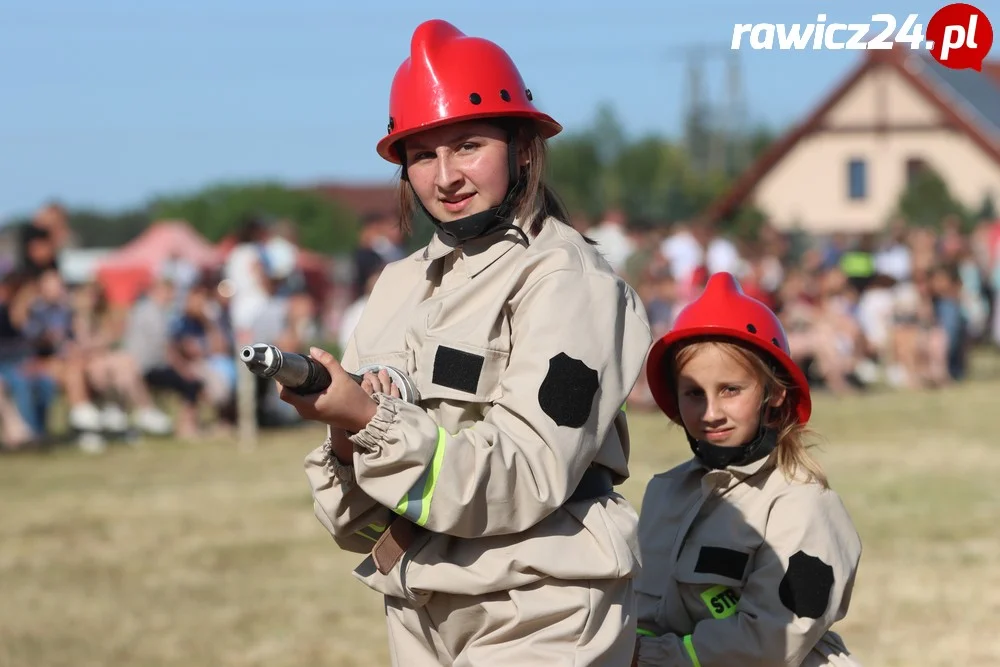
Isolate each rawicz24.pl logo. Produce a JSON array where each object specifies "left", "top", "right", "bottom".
[{"left": 730, "top": 3, "right": 994, "bottom": 71}]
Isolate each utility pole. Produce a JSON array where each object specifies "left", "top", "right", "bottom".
[
  {"left": 726, "top": 50, "right": 749, "bottom": 174},
  {"left": 666, "top": 44, "right": 748, "bottom": 176},
  {"left": 687, "top": 50, "right": 707, "bottom": 174}
]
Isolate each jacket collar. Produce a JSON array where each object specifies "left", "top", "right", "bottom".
[
  {"left": 418, "top": 213, "right": 536, "bottom": 279},
  {"left": 695, "top": 447, "right": 778, "bottom": 484}
]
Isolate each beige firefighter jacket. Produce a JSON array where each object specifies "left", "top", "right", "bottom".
[
  {"left": 304, "top": 213, "right": 653, "bottom": 604},
  {"left": 633, "top": 451, "right": 863, "bottom": 667}
]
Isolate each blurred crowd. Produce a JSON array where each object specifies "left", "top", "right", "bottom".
[
  {"left": 0, "top": 204, "right": 405, "bottom": 453},
  {"left": 581, "top": 209, "right": 1000, "bottom": 409},
  {"left": 1, "top": 201, "right": 998, "bottom": 453}
]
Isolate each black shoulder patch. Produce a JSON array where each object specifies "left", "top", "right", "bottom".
[
  {"left": 432, "top": 346, "right": 484, "bottom": 394},
  {"left": 695, "top": 546, "right": 749, "bottom": 580},
  {"left": 538, "top": 352, "right": 599, "bottom": 428},
  {"left": 779, "top": 550, "right": 834, "bottom": 619}
]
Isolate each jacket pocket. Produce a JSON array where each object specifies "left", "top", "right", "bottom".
[
  {"left": 351, "top": 526, "right": 436, "bottom": 606},
  {"left": 675, "top": 543, "right": 752, "bottom": 620},
  {"left": 414, "top": 337, "right": 510, "bottom": 404}
]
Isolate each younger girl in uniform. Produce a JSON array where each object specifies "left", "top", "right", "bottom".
[{"left": 633, "top": 271, "right": 862, "bottom": 667}]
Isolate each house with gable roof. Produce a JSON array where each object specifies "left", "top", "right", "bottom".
[{"left": 704, "top": 47, "right": 1000, "bottom": 233}]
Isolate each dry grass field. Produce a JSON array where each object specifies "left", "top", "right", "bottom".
[{"left": 1, "top": 356, "right": 998, "bottom": 667}]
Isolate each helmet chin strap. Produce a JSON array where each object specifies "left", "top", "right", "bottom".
[
  {"left": 686, "top": 404, "right": 778, "bottom": 470},
  {"left": 400, "top": 130, "right": 530, "bottom": 246}
]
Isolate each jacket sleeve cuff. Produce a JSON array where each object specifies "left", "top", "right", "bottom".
[
  {"left": 306, "top": 426, "right": 356, "bottom": 488},
  {"left": 635, "top": 633, "right": 687, "bottom": 666},
  {"left": 347, "top": 392, "right": 400, "bottom": 454}
]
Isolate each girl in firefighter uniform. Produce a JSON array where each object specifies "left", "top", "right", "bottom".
[
  {"left": 279, "top": 19, "right": 652, "bottom": 667},
  {"left": 632, "top": 272, "right": 863, "bottom": 667}
]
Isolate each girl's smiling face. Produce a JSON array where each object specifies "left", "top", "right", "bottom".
[
  {"left": 674, "top": 342, "right": 780, "bottom": 447},
  {"left": 402, "top": 121, "right": 512, "bottom": 223}
]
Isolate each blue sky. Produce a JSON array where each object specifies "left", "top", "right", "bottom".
[{"left": 0, "top": 0, "right": 969, "bottom": 222}]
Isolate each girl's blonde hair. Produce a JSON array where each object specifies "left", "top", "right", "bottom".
[
  {"left": 671, "top": 339, "right": 829, "bottom": 488},
  {"left": 394, "top": 120, "right": 571, "bottom": 236}
]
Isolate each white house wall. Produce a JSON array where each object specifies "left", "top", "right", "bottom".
[{"left": 749, "top": 63, "right": 1000, "bottom": 232}]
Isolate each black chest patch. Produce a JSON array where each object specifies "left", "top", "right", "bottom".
[
  {"left": 779, "top": 550, "right": 835, "bottom": 619},
  {"left": 695, "top": 546, "right": 750, "bottom": 580},
  {"left": 538, "top": 352, "right": 599, "bottom": 428},
  {"left": 431, "top": 346, "right": 484, "bottom": 394}
]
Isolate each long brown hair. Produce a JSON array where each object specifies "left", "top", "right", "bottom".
[
  {"left": 394, "top": 120, "right": 573, "bottom": 237},
  {"left": 671, "top": 339, "right": 829, "bottom": 488}
]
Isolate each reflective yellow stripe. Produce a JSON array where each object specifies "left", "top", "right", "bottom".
[
  {"left": 636, "top": 627, "right": 656, "bottom": 637},
  {"left": 621, "top": 402, "right": 627, "bottom": 413},
  {"left": 683, "top": 635, "right": 701, "bottom": 667},
  {"left": 354, "top": 522, "right": 387, "bottom": 543},
  {"left": 394, "top": 427, "right": 447, "bottom": 526}
]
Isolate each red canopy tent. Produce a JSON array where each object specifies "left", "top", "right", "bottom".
[{"left": 95, "top": 220, "right": 223, "bottom": 306}]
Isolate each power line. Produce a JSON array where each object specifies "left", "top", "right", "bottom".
[{"left": 666, "top": 43, "right": 748, "bottom": 175}]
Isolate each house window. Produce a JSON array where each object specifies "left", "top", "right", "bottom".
[
  {"left": 848, "top": 158, "right": 867, "bottom": 200},
  {"left": 906, "top": 157, "right": 927, "bottom": 186}
]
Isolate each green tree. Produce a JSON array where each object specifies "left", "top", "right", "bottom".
[
  {"left": 3, "top": 209, "right": 152, "bottom": 249},
  {"left": 546, "top": 100, "right": 782, "bottom": 227},
  {"left": 546, "top": 132, "right": 605, "bottom": 217},
  {"left": 149, "top": 182, "right": 360, "bottom": 253},
  {"left": 613, "top": 138, "right": 730, "bottom": 223},
  {"left": 975, "top": 193, "right": 997, "bottom": 222},
  {"left": 591, "top": 102, "right": 627, "bottom": 166},
  {"left": 746, "top": 124, "right": 779, "bottom": 163},
  {"left": 592, "top": 103, "right": 627, "bottom": 208},
  {"left": 69, "top": 208, "right": 152, "bottom": 248},
  {"left": 724, "top": 204, "right": 769, "bottom": 241},
  {"left": 610, "top": 135, "right": 668, "bottom": 218},
  {"left": 892, "top": 167, "right": 971, "bottom": 230}
]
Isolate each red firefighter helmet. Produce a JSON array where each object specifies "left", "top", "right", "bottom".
[
  {"left": 376, "top": 19, "right": 562, "bottom": 164},
  {"left": 646, "top": 272, "right": 812, "bottom": 425}
]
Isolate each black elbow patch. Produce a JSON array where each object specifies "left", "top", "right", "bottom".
[
  {"left": 779, "top": 551, "right": 834, "bottom": 619},
  {"left": 432, "top": 346, "right": 484, "bottom": 394},
  {"left": 538, "top": 353, "right": 599, "bottom": 428}
]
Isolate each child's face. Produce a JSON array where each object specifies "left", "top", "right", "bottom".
[
  {"left": 930, "top": 269, "right": 952, "bottom": 295},
  {"left": 674, "top": 344, "right": 768, "bottom": 447},
  {"left": 185, "top": 288, "right": 207, "bottom": 315},
  {"left": 38, "top": 271, "right": 64, "bottom": 302}
]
